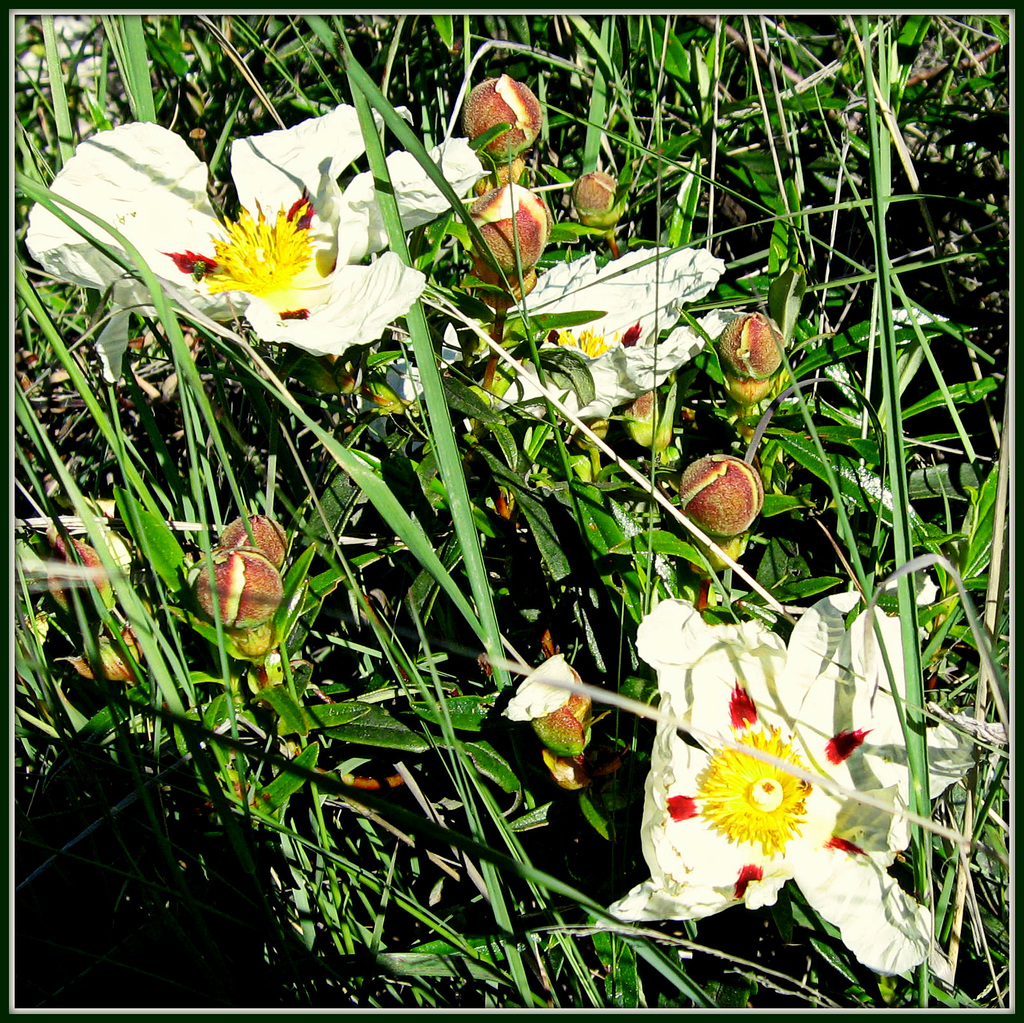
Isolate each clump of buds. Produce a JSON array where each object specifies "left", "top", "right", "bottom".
[
  {"left": 218, "top": 514, "right": 288, "bottom": 569},
  {"left": 678, "top": 454, "right": 764, "bottom": 538},
  {"left": 46, "top": 525, "right": 114, "bottom": 611},
  {"left": 463, "top": 75, "right": 542, "bottom": 162},
  {"left": 714, "top": 312, "right": 786, "bottom": 407},
  {"left": 192, "top": 547, "right": 283, "bottom": 630},
  {"left": 470, "top": 184, "right": 552, "bottom": 307},
  {"left": 571, "top": 171, "right": 625, "bottom": 231}
]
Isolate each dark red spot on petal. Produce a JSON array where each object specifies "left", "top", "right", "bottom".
[
  {"left": 826, "top": 835, "right": 865, "bottom": 856},
  {"left": 547, "top": 329, "right": 560, "bottom": 344},
  {"left": 164, "top": 250, "right": 219, "bottom": 276},
  {"left": 667, "top": 794, "right": 697, "bottom": 821},
  {"left": 734, "top": 863, "right": 763, "bottom": 899},
  {"left": 621, "top": 323, "right": 642, "bottom": 347},
  {"left": 280, "top": 308, "right": 310, "bottom": 321},
  {"left": 729, "top": 683, "right": 758, "bottom": 730},
  {"left": 287, "top": 194, "right": 314, "bottom": 230},
  {"left": 825, "top": 728, "right": 871, "bottom": 765}
]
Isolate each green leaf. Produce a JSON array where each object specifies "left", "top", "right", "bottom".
[
  {"left": 113, "top": 486, "right": 186, "bottom": 591},
  {"left": 257, "top": 685, "right": 310, "bottom": 737},
  {"left": 508, "top": 801, "right": 556, "bottom": 831},
  {"left": 430, "top": 14, "right": 454, "bottom": 49},
  {"left": 409, "top": 694, "right": 496, "bottom": 731},
  {"left": 254, "top": 742, "right": 319, "bottom": 815},
  {"left": 461, "top": 740, "right": 520, "bottom": 793},
  {"left": 322, "top": 703, "right": 431, "bottom": 753},
  {"left": 579, "top": 787, "right": 614, "bottom": 841},
  {"left": 275, "top": 543, "right": 317, "bottom": 643},
  {"left": 768, "top": 265, "right": 806, "bottom": 345}
]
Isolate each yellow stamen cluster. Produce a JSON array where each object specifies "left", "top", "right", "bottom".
[
  {"left": 207, "top": 204, "right": 315, "bottom": 302},
  {"left": 697, "top": 726, "right": 811, "bottom": 857},
  {"left": 554, "top": 328, "right": 612, "bottom": 358}
]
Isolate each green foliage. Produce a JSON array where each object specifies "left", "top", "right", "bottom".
[{"left": 14, "top": 12, "right": 1007, "bottom": 1010}]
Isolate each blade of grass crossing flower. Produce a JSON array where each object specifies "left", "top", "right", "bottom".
[
  {"left": 100, "top": 14, "right": 157, "bottom": 123},
  {"left": 340, "top": 36, "right": 509, "bottom": 690},
  {"left": 861, "top": 18, "right": 931, "bottom": 998}
]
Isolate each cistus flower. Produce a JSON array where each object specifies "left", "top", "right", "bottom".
[
  {"left": 192, "top": 547, "right": 283, "bottom": 630},
  {"left": 608, "top": 593, "right": 973, "bottom": 976},
  {"left": 505, "top": 247, "right": 725, "bottom": 419},
  {"left": 571, "top": 171, "right": 625, "bottom": 230},
  {"left": 677, "top": 454, "right": 764, "bottom": 538},
  {"left": 218, "top": 514, "right": 288, "bottom": 569},
  {"left": 463, "top": 75, "right": 543, "bottom": 160},
  {"left": 26, "top": 108, "right": 485, "bottom": 378},
  {"left": 504, "top": 653, "right": 593, "bottom": 757}
]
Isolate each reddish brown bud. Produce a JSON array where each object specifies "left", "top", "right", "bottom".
[
  {"left": 715, "top": 312, "right": 785, "bottom": 381},
  {"left": 463, "top": 75, "right": 542, "bottom": 159},
  {"left": 677, "top": 454, "right": 764, "bottom": 538},
  {"left": 218, "top": 514, "right": 288, "bottom": 568},
  {"left": 571, "top": 171, "right": 625, "bottom": 230},
  {"left": 46, "top": 525, "right": 113, "bottom": 610},
  {"left": 193, "top": 547, "right": 283, "bottom": 630},
  {"left": 470, "top": 183, "right": 552, "bottom": 273}
]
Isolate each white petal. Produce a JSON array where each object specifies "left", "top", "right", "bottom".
[
  {"left": 792, "top": 842, "right": 933, "bottom": 975},
  {"left": 95, "top": 308, "right": 132, "bottom": 383},
  {"left": 526, "top": 247, "right": 725, "bottom": 343},
  {"left": 577, "top": 323, "right": 706, "bottom": 419},
  {"left": 229, "top": 105, "right": 365, "bottom": 215},
  {"left": 504, "top": 654, "right": 577, "bottom": 721},
  {"left": 242, "top": 252, "right": 425, "bottom": 356},
  {"left": 636, "top": 598, "right": 787, "bottom": 738},
  {"left": 345, "top": 137, "right": 485, "bottom": 254},
  {"left": 26, "top": 121, "right": 221, "bottom": 292}
]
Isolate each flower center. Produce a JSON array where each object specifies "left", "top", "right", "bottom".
[
  {"left": 206, "top": 198, "right": 319, "bottom": 310},
  {"left": 696, "top": 725, "right": 811, "bottom": 857},
  {"left": 552, "top": 328, "right": 612, "bottom": 358}
]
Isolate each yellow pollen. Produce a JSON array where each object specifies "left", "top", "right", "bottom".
[
  {"left": 697, "top": 725, "right": 811, "bottom": 857},
  {"left": 555, "top": 328, "right": 612, "bottom": 358},
  {"left": 206, "top": 202, "right": 316, "bottom": 304}
]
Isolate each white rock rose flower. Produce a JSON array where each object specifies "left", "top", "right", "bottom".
[
  {"left": 609, "top": 592, "right": 974, "bottom": 976},
  {"left": 26, "top": 107, "right": 485, "bottom": 378},
  {"left": 507, "top": 247, "right": 725, "bottom": 419}
]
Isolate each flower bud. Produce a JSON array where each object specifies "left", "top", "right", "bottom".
[
  {"left": 715, "top": 312, "right": 785, "bottom": 381},
  {"left": 541, "top": 749, "right": 591, "bottom": 790},
  {"left": 571, "top": 171, "right": 626, "bottom": 230},
  {"left": 218, "top": 514, "right": 288, "bottom": 569},
  {"left": 463, "top": 75, "right": 542, "bottom": 159},
  {"left": 473, "top": 155, "right": 527, "bottom": 195},
  {"left": 46, "top": 525, "right": 113, "bottom": 610},
  {"left": 192, "top": 547, "right": 283, "bottom": 630},
  {"left": 677, "top": 454, "right": 764, "bottom": 538},
  {"left": 470, "top": 184, "right": 551, "bottom": 274},
  {"left": 623, "top": 389, "right": 674, "bottom": 454},
  {"left": 504, "top": 654, "right": 594, "bottom": 757},
  {"left": 722, "top": 373, "right": 776, "bottom": 408}
]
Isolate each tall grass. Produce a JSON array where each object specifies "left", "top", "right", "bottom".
[{"left": 14, "top": 14, "right": 1008, "bottom": 1008}]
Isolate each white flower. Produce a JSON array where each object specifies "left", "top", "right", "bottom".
[
  {"left": 26, "top": 109, "right": 484, "bottom": 378},
  {"left": 609, "top": 593, "right": 974, "bottom": 976},
  {"left": 507, "top": 247, "right": 725, "bottom": 419},
  {"left": 504, "top": 654, "right": 580, "bottom": 721}
]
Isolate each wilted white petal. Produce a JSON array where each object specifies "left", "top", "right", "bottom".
[{"left": 504, "top": 654, "right": 577, "bottom": 721}]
